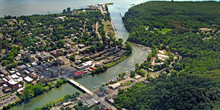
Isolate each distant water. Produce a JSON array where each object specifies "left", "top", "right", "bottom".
[{"left": 1, "top": 0, "right": 218, "bottom": 17}]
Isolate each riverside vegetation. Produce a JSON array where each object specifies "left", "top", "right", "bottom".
[{"left": 114, "top": 1, "right": 220, "bottom": 110}]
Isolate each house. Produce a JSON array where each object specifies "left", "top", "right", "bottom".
[
  {"left": 157, "top": 54, "right": 169, "bottom": 61},
  {"left": 29, "top": 73, "right": 38, "bottom": 80},
  {"left": 0, "top": 79, "right": 4, "bottom": 86},
  {"left": 134, "top": 75, "right": 142, "bottom": 79},
  {"left": 17, "top": 88, "right": 24, "bottom": 95},
  {"left": 150, "top": 57, "right": 155, "bottom": 63},
  {"left": 78, "top": 44, "right": 85, "bottom": 48}
]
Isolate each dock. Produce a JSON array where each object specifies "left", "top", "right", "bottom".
[{"left": 67, "top": 78, "right": 94, "bottom": 96}]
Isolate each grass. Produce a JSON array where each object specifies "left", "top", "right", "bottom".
[
  {"left": 131, "top": 82, "right": 146, "bottom": 88},
  {"left": 158, "top": 28, "right": 172, "bottom": 34},
  {"left": 121, "top": 80, "right": 135, "bottom": 87},
  {"left": 103, "top": 21, "right": 107, "bottom": 32},
  {"left": 19, "top": 20, "right": 24, "bottom": 25}
]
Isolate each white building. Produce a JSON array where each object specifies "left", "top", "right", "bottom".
[
  {"left": 24, "top": 76, "right": 33, "bottom": 83},
  {"left": 108, "top": 82, "right": 120, "bottom": 89}
]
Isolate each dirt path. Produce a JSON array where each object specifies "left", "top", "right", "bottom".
[{"left": 96, "top": 22, "right": 102, "bottom": 43}]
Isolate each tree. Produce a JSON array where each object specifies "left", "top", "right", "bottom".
[
  {"left": 125, "top": 42, "right": 132, "bottom": 55},
  {"left": 94, "top": 105, "right": 100, "bottom": 110},
  {"left": 130, "top": 71, "right": 135, "bottom": 78},
  {"left": 173, "top": 63, "right": 183, "bottom": 71},
  {"left": 78, "top": 101, "right": 83, "bottom": 106},
  {"left": 117, "top": 38, "right": 123, "bottom": 47},
  {"left": 75, "top": 92, "right": 80, "bottom": 97},
  {"left": 23, "top": 55, "right": 30, "bottom": 63},
  {"left": 67, "top": 7, "right": 71, "bottom": 13},
  {"left": 136, "top": 69, "right": 145, "bottom": 77},
  {"left": 70, "top": 54, "right": 75, "bottom": 61},
  {"left": 63, "top": 9, "right": 66, "bottom": 13},
  {"left": 147, "top": 53, "right": 153, "bottom": 61},
  {"left": 122, "top": 72, "right": 126, "bottom": 78},
  {"left": 19, "top": 81, "right": 24, "bottom": 86},
  {"left": 118, "top": 73, "right": 122, "bottom": 78},
  {"left": 53, "top": 60, "right": 59, "bottom": 66}
]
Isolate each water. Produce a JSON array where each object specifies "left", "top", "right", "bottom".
[
  {"left": 4, "top": 0, "right": 218, "bottom": 109},
  {"left": 11, "top": 83, "right": 82, "bottom": 110}
]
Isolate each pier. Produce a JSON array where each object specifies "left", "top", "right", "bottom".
[{"left": 67, "top": 78, "right": 94, "bottom": 96}]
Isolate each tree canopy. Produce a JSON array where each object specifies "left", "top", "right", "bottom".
[{"left": 115, "top": 1, "right": 220, "bottom": 110}]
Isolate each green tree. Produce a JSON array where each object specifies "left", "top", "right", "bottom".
[
  {"left": 130, "top": 71, "right": 135, "bottom": 78},
  {"left": 70, "top": 54, "right": 75, "bottom": 61}
]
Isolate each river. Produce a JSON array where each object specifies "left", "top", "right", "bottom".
[{"left": 4, "top": 0, "right": 216, "bottom": 109}]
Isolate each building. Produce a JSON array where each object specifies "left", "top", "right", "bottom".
[
  {"left": 108, "top": 82, "right": 120, "bottom": 89},
  {"left": 0, "top": 69, "right": 9, "bottom": 75},
  {"left": 84, "top": 98, "right": 100, "bottom": 108},
  {"left": 134, "top": 75, "right": 142, "bottom": 79},
  {"left": 38, "top": 76, "right": 50, "bottom": 85},
  {"left": 100, "top": 86, "right": 107, "bottom": 92},
  {"left": 89, "top": 66, "right": 96, "bottom": 71},
  {"left": 24, "top": 76, "right": 33, "bottom": 83},
  {"left": 105, "top": 97, "right": 114, "bottom": 104},
  {"left": 143, "top": 81, "right": 150, "bottom": 85},
  {"left": 7, "top": 79, "right": 19, "bottom": 91},
  {"left": 16, "top": 65, "right": 27, "bottom": 71},
  {"left": 17, "top": 88, "right": 24, "bottom": 95},
  {"left": 63, "top": 102, "right": 73, "bottom": 107},
  {"left": 74, "top": 71, "right": 83, "bottom": 77}
]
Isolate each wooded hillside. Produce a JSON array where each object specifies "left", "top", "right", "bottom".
[{"left": 115, "top": 2, "right": 220, "bottom": 110}]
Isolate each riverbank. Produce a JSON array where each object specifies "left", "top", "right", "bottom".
[{"left": 1, "top": 78, "right": 68, "bottom": 110}]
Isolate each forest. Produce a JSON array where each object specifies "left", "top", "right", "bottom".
[
  {"left": 123, "top": 1, "right": 220, "bottom": 76},
  {"left": 114, "top": 1, "right": 220, "bottom": 109},
  {"left": 114, "top": 75, "right": 220, "bottom": 110}
]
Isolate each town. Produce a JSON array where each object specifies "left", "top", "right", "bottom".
[
  {"left": 32, "top": 45, "right": 176, "bottom": 110},
  {"left": 0, "top": 3, "right": 132, "bottom": 109}
]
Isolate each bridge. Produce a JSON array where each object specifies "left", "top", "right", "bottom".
[{"left": 66, "top": 78, "right": 94, "bottom": 96}]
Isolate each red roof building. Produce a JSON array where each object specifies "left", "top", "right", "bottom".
[
  {"left": 89, "top": 66, "right": 95, "bottom": 71},
  {"left": 74, "top": 71, "right": 83, "bottom": 77}
]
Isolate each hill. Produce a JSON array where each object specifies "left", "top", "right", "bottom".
[{"left": 114, "top": 1, "right": 220, "bottom": 110}]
